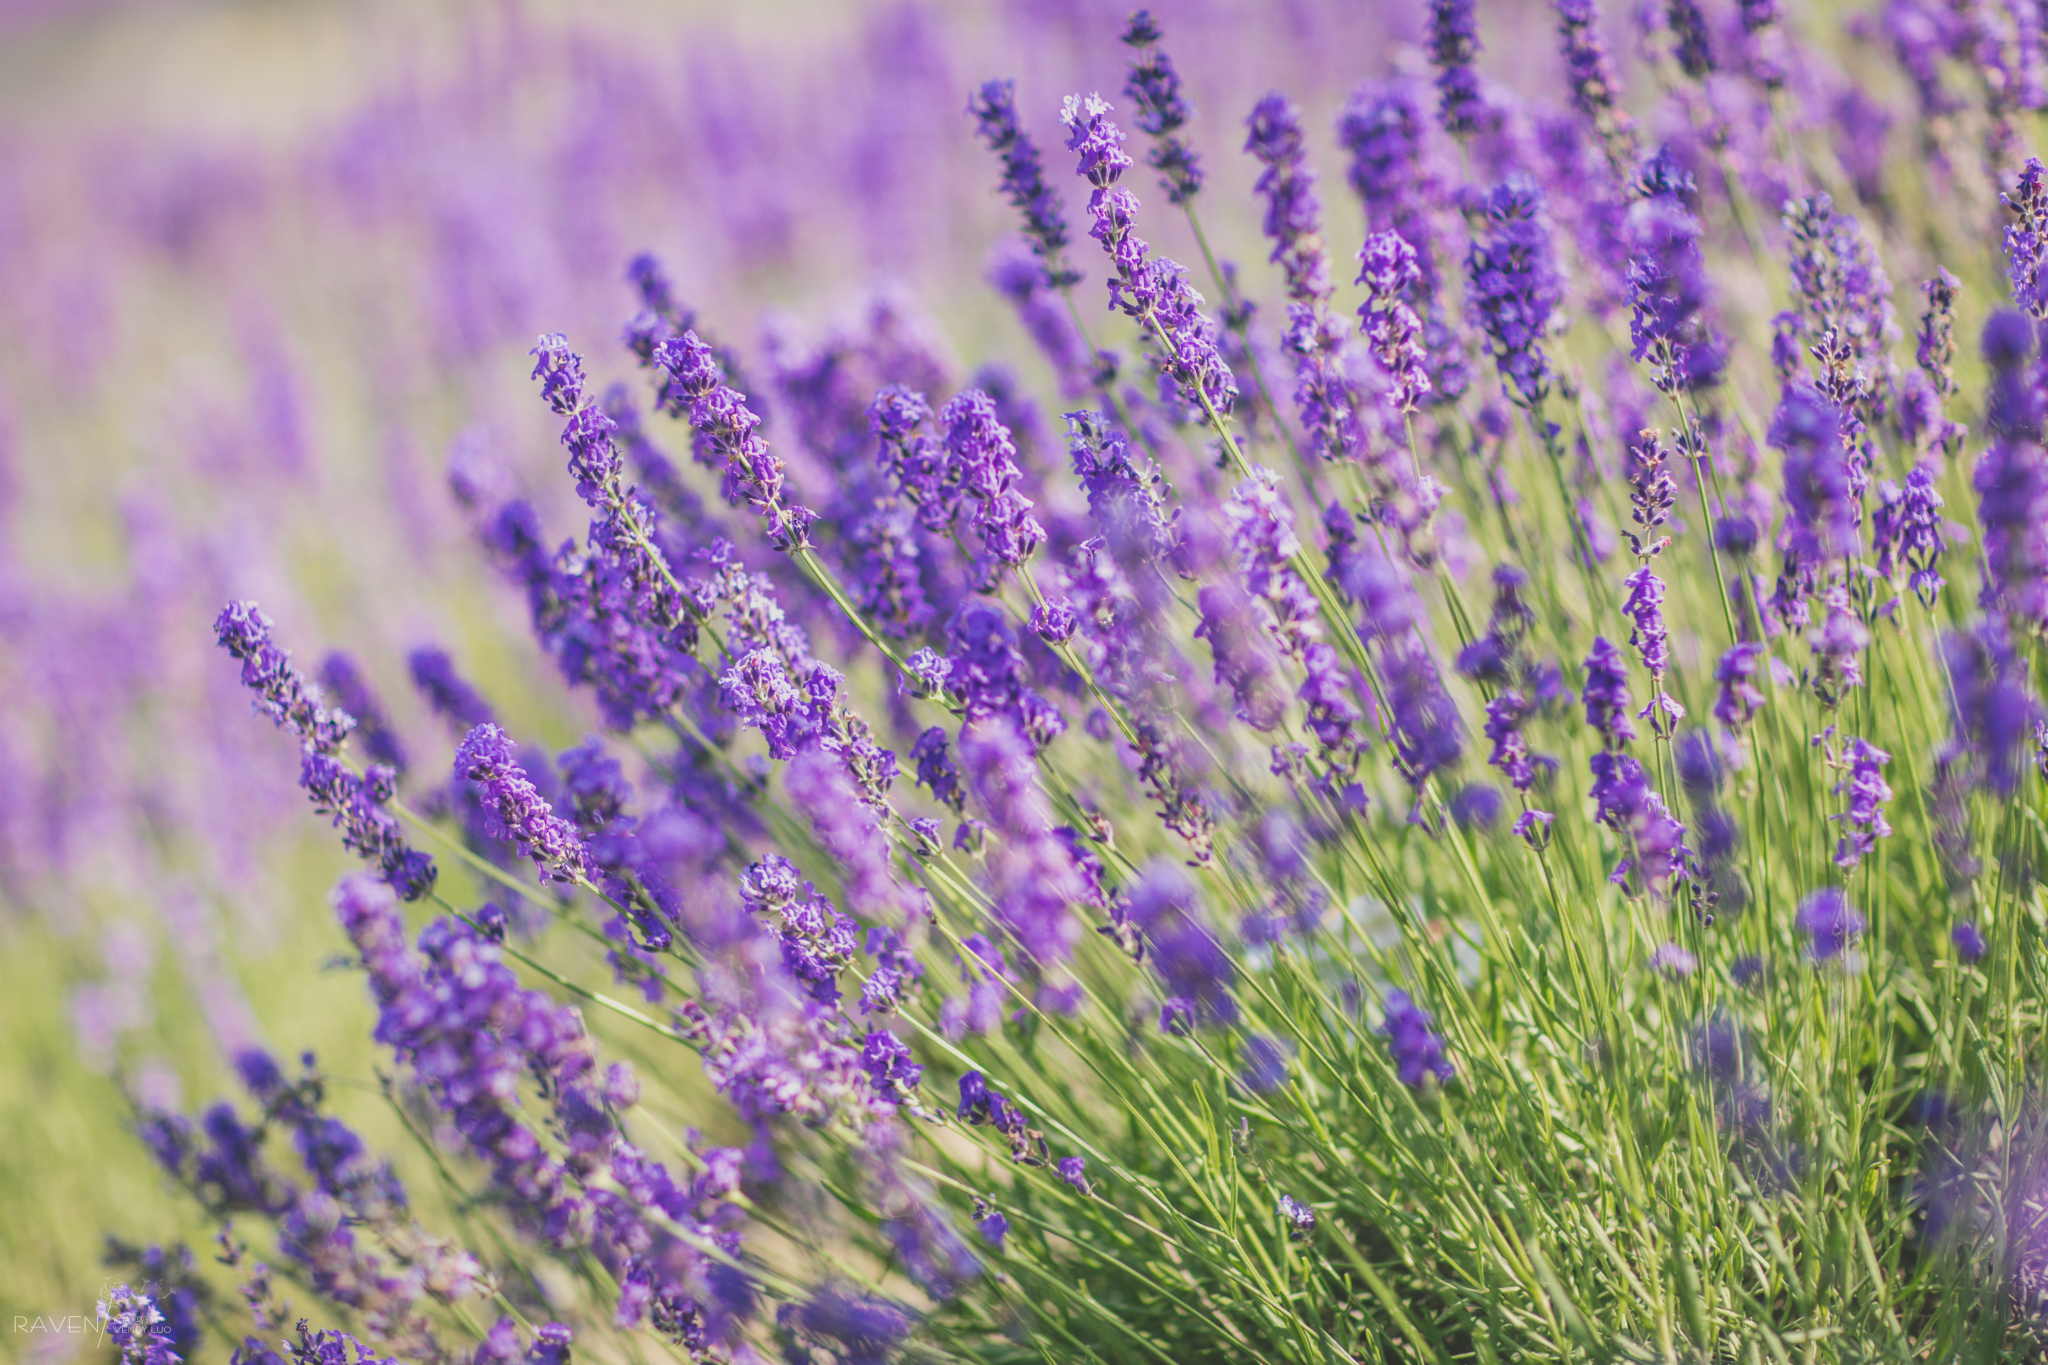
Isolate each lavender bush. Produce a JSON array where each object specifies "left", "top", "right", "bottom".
[{"left": 22, "top": 0, "right": 2048, "bottom": 1360}]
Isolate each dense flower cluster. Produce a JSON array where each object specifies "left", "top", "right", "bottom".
[{"left": 102, "top": 3, "right": 2048, "bottom": 1361}]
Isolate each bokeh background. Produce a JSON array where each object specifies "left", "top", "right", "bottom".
[{"left": 0, "top": 0, "right": 1894, "bottom": 1352}]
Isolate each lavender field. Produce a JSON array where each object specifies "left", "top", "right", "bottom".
[{"left": 2, "top": 0, "right": 2042, "bottom": 1361}]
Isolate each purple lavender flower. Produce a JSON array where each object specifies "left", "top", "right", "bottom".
[
  {"left": 1795, "top": 887, "right": 1865, "bottom": 961},
  {"left": 1808, "top": 585, "right": 1871, "bottom": 707},
  {"left": 1427, "top": 0, "right": 1483, "bottom": 137},
  {"left": 2003, "top": 160, "right": 2048, "bottom": 313},
  {"left": 454, "top": 723, "right": 590, "bottom": 882},
  {"left": 1058, "top": 1155, "right": 1091, "bottom": 1194},
  {"left": 214, "top": 603, "right": 435, "bottom": 900},
  {"left": 1622, "top": 568, "right": 1683, "bottom": 734},
  {"left": 407, "top": 646, "right": 495, "bottom": 731},
  {"left": 1246, "top": 94, "right": 1328, "bottom": 307},
  {"left": 1648, "top": 942, "right": 1698, "bottom": 977},
  {"left": 1382, "top": 643, "right": 1464, "bottom": 805},
  {"left": 1713, "top": 642, "right": 1766, "bottom": 734},
  {"left": 1240, "top": 1034, "right": 1290, "bottom": 1093},
  {"left": 942, "top": 388, "right": 1045, "bottom": 584},
  {"left": 1358, "top": 231, "right": 1432, "bottom": 416},
  {"left": 958, "top": 719, "right": 1090, "bottom": 970},
  {"left": 1942, "top": 624, "right": 2044, "bottom": 801},
  {"left": 1627, "top": 197, "right": 1721, "bottom": 395},
  {"left": 1666, "top": 0, "right": 1716, "bottom": 78},
  {"left": 317, "top": 653, "right": 406, "bottom": 776},
  {"left": 1060, "top": 94, "right": 1237, "bottom": 419},
  {"left": 1483, "top": 690, "right": 1538, "bottom": 794},
  {"left": 969, "top": 81, "right": 1079, "bottom": 287},
  {"left": 987, "top": 241, "right": 1091, "bottom": 396},
  {"left": 1583, "top": 637, "right": 1637, "bottom": 749},
  {"left": 1121, "top": 12, "right": 1203, "bottom": 205},
  {"left": 1381, "top": 989, "right": 1454, "bottom": 1087},
  {"left": 1953, "top": 921, "right": 1987, "bottom": 962},
  {"left": 1195, "top": 584, "right": 1287, "bottom": 731},
  {"left": 1873, "top": 461, "right": 1947, "bottom": 607},
  {"left": 654, "top": 331, "right": 816, "bottom": 550},
  {"left": 1918, "top": 267, "right": 1961, "bottom": 397},
  {"left": 1277, "top": 1193, "right": 1317, "bottom": 1240},
  {"left": 1772, "top": 385, "right": 1860, "bottom": 565},
  {"left": 1556, "top": 0, "right": 1636, "bottom": 169},
  {"left": 1066, "top": 410, "right": 1178, "bottom": 566},
  {"left": 98, "top": 1285, "right": 181, "bottom": 1365},
  {"left": 1225, "top": 466, "right": 1319, "bottom": 663},
  {"left": 1466, "top": 181, "right": 1562, "bottom": 407},
  {"left": 913, "top": 726, "right": 966, "bottom": 814},
  {"left": 1831, "top": 738, "right": 1894, "bottom": 870}
]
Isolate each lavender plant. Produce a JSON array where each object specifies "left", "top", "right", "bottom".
[{"left": 49, "top": 2, "right": 2048, "bottom": 1362}]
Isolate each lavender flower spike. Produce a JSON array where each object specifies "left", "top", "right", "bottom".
[
  {"left": 1832, "top": 738, "right": 1894, "bottom": 870},
  {"left": 1358, "top": 231, "right": 1431, "bottom": 416},
  {"left": 654, "top": 331, "right": 817, "bottom": 550},
  {"left": 455, "top": 723, "right": 590, "bottom": 883},
  {"left": 1466, "top": 181, "right": 1562, "bottom": 408},
  {"left": 214, "top": 602, "right": 435, "bottom": 900},
  {"left": 1061, "top": 93, "right": 1238, "bottom": 419},
  {"left": 1427, "top": 0, "right": 1483, "bottom": 137},
  {"left": 969, "top": 80, "right": 1080, "bottom": 287}
]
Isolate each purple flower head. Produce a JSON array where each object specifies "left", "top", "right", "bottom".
[
  {"left": 1873, "top": 462, "right": 1948, "bottom": 607},
  {"left": 1381, "top": 989, "right": 1454, "bottom": 1087},
  {"left": 2005, "top": 160, "right": 2048, "bottom": 319},
  {"left": 1831, "top": 738, "right": 1893, "bottom": 870},
  {"left": 1556, "top": 0, "right": 1635, "bottom": 169},
  {"left": 1713, "top": 642, "right": 1766, "bottom": 734},
  {"left": 1483, "top": 690, "right": 1539, "bottom": 792},
  {"left": 1121, "top": 12, "right": 1204, "bottom": 203},
  {"left": 1066, "top": 410, "right": 1178, "bottom": 567},
  {"left": 529, "top": 333, "right": 585, "bottom": 416},
  {"left": 1918, "top": 267, "right": 1960, "bottom": 398},
  {"left": 1666, "top": 0, "right": 1716, "bottom": 78},
  {"left": 214, "top": 604, "right": 434, "bottom": 899},
  {"left": 1278, "top": 1193, "right": 1317, "bottom": 1240},
  {"left": 1428, "top": 0, "right": 1483, "bottom": 136},
  {"left": 789, "top": 1286, "right": 913, "bottom": 1365},
  {"left": 1627, "top": 198, "right": 1721, "bottom": 394},
  {"left": 1195, "top": 584, "right": 1287, "bottom": 732},
  {"left": 1808, "top": 585, "right": 1870, "bottom": 707},
  {"left": 1030, "top": 597, "right": 1078, "bottom": 645},
  {"left": 943, "top": 388, "right": 1044, "bottom": 582},
  {"left": 454, "top": 724, "right": 589, "bottom": 882},
  {"left": 860, "top": 1029, "right": 923, "bottom": 1104},
  {"left": 1358, "top": 231, "right": 1432, "bottom": 415},
  {"left": 1382, "top": 642, "right": 1464, "bottom": 803},
  {"left": 653, "top": 331, "right": 815, "bottom": 550},
  {"left": 317, "top": 653, "right": 406, "bottom": 776},
  {"left": 98, "top": 1285, "right": 181, "bottom": 1365},
  {"left": 1648, "top": 942, "right": 1697, "bottom": 977},
  {"left": 1795, "top": 887, "right": 1864, "bottom": 961},
  {"left": 1061, "top": 95, "right": 1238, "bottom": 420},
  {"left": 1057, "top": 1155, "right": 1091, "bottom": 1194},
  {"left": 969, "top": 80, "right": 1079, "bottom": 287},
  {"left": 408, "top": 646, "right": 496, "bottom": 732},
  {"left": 1127, "top": 860, "right": 1236, "bottom": 1026},
  {"left": 1953, "top": 920, "right": 1987, "bottom": 963},
  {"left": 1583, "top": 637, "right": 1636, "bottom": 749},
  {"left": 1239, "top": 1035, "right": 1290, "bottom": 1093},
  {"left": 1622, "top": 566, "right": 1673, "bottom": 677},
  {"left": 1246, "top": 94, "right": 1328, "bottom": 306},
  {"left": 1771, "top": 386, "right": 1859, "bottom": 563},
  {"left": 1466, "top": 181, "right": 1562, "bottom": 406},
  {"left": 1942, "top": 625, "right": 2044, "bottom": 799},
  {"left": 912, "top": 726, "right": 965, "bottom": 814}
]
